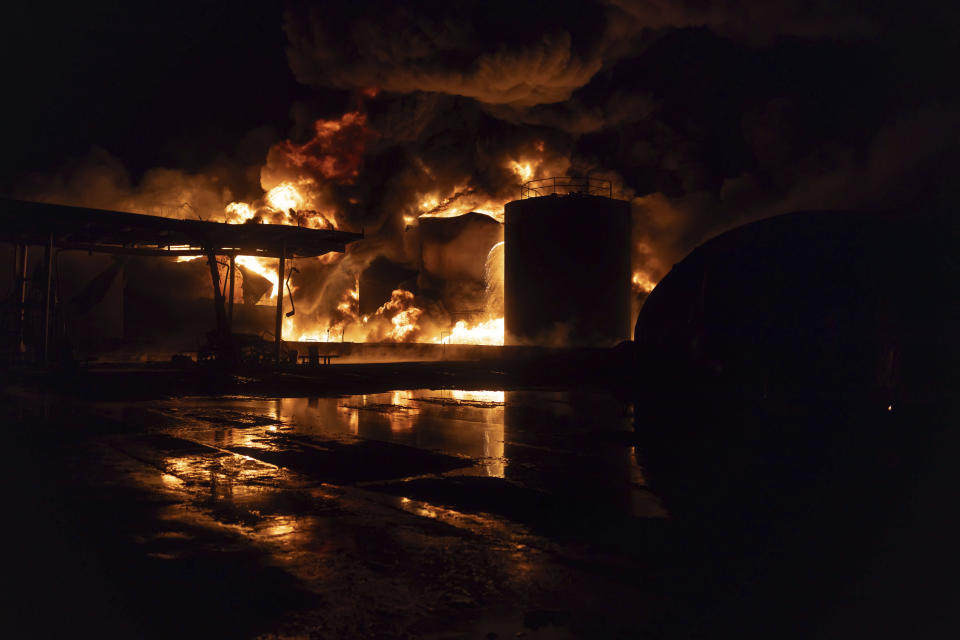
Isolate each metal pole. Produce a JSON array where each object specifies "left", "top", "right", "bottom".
[
  {"left": 17, "top": 244, "right": 28, "bottom": 355},
  {"left": 227, "top": 254, "right": 236, "bottom": 333},
  {"left": 275, "top": 249, "right": 285, "bottom": 365},
  {"left": 42, "top": 234, "right": 53, "bottom": 364},
  {"left": 206, "top": 253, "right": 227, "bottom": 335}
]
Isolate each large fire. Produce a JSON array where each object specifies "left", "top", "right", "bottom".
[
  {"left": 170, "top": 120, "right": 560, "bottom": 348},
  {"left": 413, "top": 145, "right": 552, "bottom": 224},
  {"left": 265, "top": 183, "right": 305, "bottom": 214},
  {"left": 268, "top": 112, "right": 371, "bottom": 185}
]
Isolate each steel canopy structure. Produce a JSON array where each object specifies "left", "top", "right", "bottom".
[
  {"left": 0, "top": 198, "right": 363, "bottom": 365},
  {"left": 0, "top": 198, "right": 360, "bottom": 258}
]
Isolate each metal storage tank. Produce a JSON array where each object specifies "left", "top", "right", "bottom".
[
  {"left": 418, "top": 212, "right": 503, "bottom": 312},
  {"left": 504, "top": 178, "right": 631, "bottom": 347}
]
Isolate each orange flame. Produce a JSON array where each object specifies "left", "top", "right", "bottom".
[
  {"left": 265, "top": 183, "right": 305, "bottom": 213},
  {"left": 434, "top": 317, "right": 504, "bottom": 345},
  {"left": 632, "top": 271, "right": 657, "bottom": 294},
  {"left": 238, "top": 255, "right": 280, "bottom": 300},
  {"left": 372, "top": 289, "right": 423, "bottom": 342},
  {"left": 269, "top": 112, "right": 372, "bottom": 184}
]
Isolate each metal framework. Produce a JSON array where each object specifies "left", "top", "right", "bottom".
[
  {"left": 0, "top": 198, "right": 362, "bottom": 365},
  {"left": 520, "top": 177, "right": 612, "bottom": 200}
]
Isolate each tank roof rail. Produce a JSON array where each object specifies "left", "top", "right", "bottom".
[{"left": 520, "top": 176, "right": 612, "bottom": 200}]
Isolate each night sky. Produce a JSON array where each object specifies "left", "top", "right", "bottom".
[
  {"left": 2, "top": 0, "right": 959, "bottom": 283},
  {"left": 1, "top": 2, "right": 305, "bottom": 180}
]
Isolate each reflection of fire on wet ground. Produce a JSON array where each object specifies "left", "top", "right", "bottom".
[
  {"left": 416, "top": 396, "right": 505, "bottom": 409},
  {"left": 4, "top": 387, "right": 670, "bottom": 638},
  {"left": 343, "top": 402, "right": 415, "bottom": 414}
]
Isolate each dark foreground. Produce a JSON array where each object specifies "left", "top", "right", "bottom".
[
  {"left": 2, "top": 376, "right": 668, "bottom": 639},
  {"left": 5, "top": 363, "right": 960, "bottom": 639}
]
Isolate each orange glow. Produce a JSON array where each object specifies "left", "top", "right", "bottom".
[
  {"left": 353, "top": 390, "right": 416, "bottom": 432},
  {"left": 284, "top": 275, "right": 359, "bottom": 342},
  {"left": 388, "top": 307, "right": 423, "bottom": 341},
  {"left": 415, "top": 146, "right": 550, "bottom": 222},
  {"left": 417, "top": 185, "right": 507, "bottom": 222},
  {"left": 434, "top": 317, "right": 504, "bottom": 345},
  {"left": 632, "top": 271, "right": 657, "bottom": 294},
  {"left": 157, "top": 107, "right": 577, "bottom": 349},
  {"left": 238, "top": 255, "right": 280, "bottom": 300},
  {"left": 270, "top": 111, "right": 372, "bottom": 184},
  {"left": 449, "top": 389, "right": 505, "bottom": 403},
  {"left": 419, "top": 194, "right": 441, "bottom": 212},
  {"left": 356, "top": 289, "right": 425, "bottom": 342},
  {"left": 225, "top": 201, "right": 257, "bottom": 223},
  {"left": 509, "top": 161, "right": 534, "bottom": 183},
  {"left": 337, "top": 278, "right": 360, "bottom": 317},
  {"left": 265, "top": 183, "right": 305, "bottom": 214}
]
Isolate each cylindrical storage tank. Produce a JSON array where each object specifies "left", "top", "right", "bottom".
[
  {"left": 418, "top": 212, "right": 503, "bottom": 311},
  {"left": 504, "top": 189, "right": 631, "bottom": 347}
]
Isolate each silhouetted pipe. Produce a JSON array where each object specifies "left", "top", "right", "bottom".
[
  {"left": 275, "top": 248, "right": 285, "bottom": 365},
  {"left": 227, "top": 254, "right": 236, "bottom": 333},
  {"left": 17, "top": 244, "right": 28, "bottom": 354},
  {"left": 206, "top": 252, "right": 227, "bottom": 335},
  {"left": 41, "top": 234, "right": 52, "bottom": 364}
]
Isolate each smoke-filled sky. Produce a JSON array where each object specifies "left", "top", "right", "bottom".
[{"left": 3, "top": 0, "right": 959, "bottom": 293}]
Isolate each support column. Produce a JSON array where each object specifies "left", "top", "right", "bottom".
[
  {"left": 17, "top": 244, "right": 28, "bottom": 355},
  {"left": 275, "top": 249, "right": 285, "bottom": 365},
  {"left": 206, "top": 253, "right": 227, "bottom": 335},
  {"left": 42, "top": 234, "right": 53, "bottom": 364},
  {"left": 227, "top": 254, "right": 236, "bottom": 333}
]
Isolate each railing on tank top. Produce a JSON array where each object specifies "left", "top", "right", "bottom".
[{"left": 520, "top": 177, "right": 612, "bottom": 200}]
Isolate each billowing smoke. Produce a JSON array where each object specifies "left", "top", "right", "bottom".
[
  {"left": 14, "top": 0, "right": 960, "bottom": 346},
  {"left": 282, "top": 0, "right": 960, "bottom": 304}
]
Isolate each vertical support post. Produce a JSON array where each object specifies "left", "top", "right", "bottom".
[
  {"left": 227, "top": 254, "right": 236, "bottom": 333},
  {"left": 275, "top": 248, "right": 285, "bottom": 366},
  {"left": 206, "top": 253, "right": 227, "bottom": 335},
  {"left": 17, "top": 244, "right": 29, "bottom": 355},
  {"left": 42, "top": 234, "right": 53, "bottom": 364}
]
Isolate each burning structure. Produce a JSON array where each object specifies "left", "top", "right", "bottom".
[
  {"left": 1, "top": 174, "right": 638, "bottom": 364},
  {"left": 0, "top": 198, "right": 360, "bottom": 365},
  {"left": 6, "top": 0, "right": 959, "bottom": 366}
]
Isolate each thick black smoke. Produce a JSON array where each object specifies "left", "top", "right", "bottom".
[
  {"left": 10, "top": 0, "right": 959, "bottom": 342},
  {"left": 286, "top": 0, "right": 960, "bottom": 296}
]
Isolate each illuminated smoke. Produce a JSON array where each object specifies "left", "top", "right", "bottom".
[{"left": 17, "top": 0, "right": 959, "bottom": 350}]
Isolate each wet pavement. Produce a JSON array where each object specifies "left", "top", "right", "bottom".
[{"left": 3, "top": 386, "right": 669, "bottom": 639}]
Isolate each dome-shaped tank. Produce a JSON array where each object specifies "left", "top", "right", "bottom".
[
  {"left": 635, "top": 209, "right": 958, "bottom": 405},
  {"left": 632, "top": 208, "right": 960, "bottom": 543},
  {"left": 504, "top": 180, "right": 631, "bottom": 347}
]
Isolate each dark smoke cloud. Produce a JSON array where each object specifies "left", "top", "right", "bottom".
[
  {"left": 285, "top": 0, "right": 623, "bottom": 107},
  {"left": 14, "top": 0, "right": 959, "bottom": 340},
  {"left": 286, "top": 0, "right": 960, "bottom": 304},
  {"left": 284, "top": 0, "right": 893, "bottom": 110},
  {"left": 605, "top": 0, "right": 879, "bottom": 41}
]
